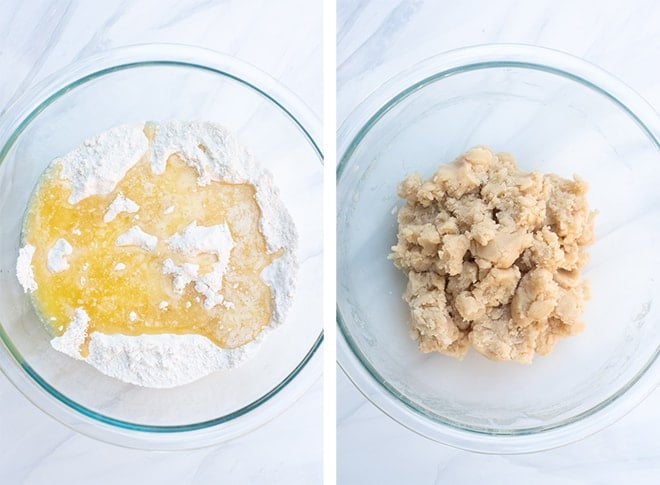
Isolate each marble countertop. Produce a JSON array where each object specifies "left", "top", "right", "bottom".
[
  {"left": 0, "top": 1, "right": 321, "bottom": 483},
  {"left": 337, "top": 0, "right": 659, "bottom": 483}
]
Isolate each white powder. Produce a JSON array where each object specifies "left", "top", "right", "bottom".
[
  {"left": 85, "top": 330, "right": 263, "bottom": 388},
  {"left": 150, "top": 121, "right": 252, "bottom": 182},
  {"left": 167, "top": 221, "right": 233, "bottom": 262},
  {"left": 51, "top": 307, "right": 263, "bottom": 388},
  {"left": 260, "top": 253, "right": 297, "bottom": 325},
  {"left": 253, "top": 171, "right": 299, "bottom": 254},
  {"left": 163, "top": 257, "right": 227, "bottom": 310},
  {"left": 16, "top": 244, "right": 37, "bottom": 292},
  {"left": 21, "top": 121, "right": 298, "bottom": 388},
  {"left": 115, "top": 225, "right": 158, "bottom": 252},
  {"left": 50, "top": 308, "right": 89, "bottom": 360},
  {"left": 47, "top": 238, "right": 73, "bottom": 273},
  {"left": 103, "top": 192, "right": 140, "bottom": 223},
  {"left": 162, "top": 258, "right": 199, "bottom": 293},
  {"left": 159, "top": 301, "right": 169, "bottom": 310},
  {"left": 58, "top": 124, "right": 148, "bottom": 204},
  {"left": 129, "top": 311, "right": 138, "bottom": 322},
  {"left": 165, "top": 221, "right": 234, "bottom": 309},
  {"left": 194, "top": 263, "right": 226, "bottom": 310}
]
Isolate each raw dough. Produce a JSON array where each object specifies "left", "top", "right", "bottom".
[{"left": 390, "top": 147, "right": 595, "bottom": 363}]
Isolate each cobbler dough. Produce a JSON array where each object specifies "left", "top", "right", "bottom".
[{"left": 390, "top": 147, "right": 595, "bottom": 363}]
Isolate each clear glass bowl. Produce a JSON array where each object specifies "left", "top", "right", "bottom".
[
  {"left": 0, "top": 44, "right": 323, "bottom": 450},
  {"left": 337, "top": 44, "right": 659, "bottom": 453}
]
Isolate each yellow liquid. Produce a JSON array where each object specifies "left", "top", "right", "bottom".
[{"left": 23, "top": 148, "right": 280, "bottom": 353}]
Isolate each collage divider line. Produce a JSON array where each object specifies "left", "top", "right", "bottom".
[{"left": 322, "top": 0, "right": 338, "bottom": 483}]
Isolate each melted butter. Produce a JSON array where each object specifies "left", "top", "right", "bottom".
[{"left": 23, "top": 149, "right": 280, "bottom": 351}]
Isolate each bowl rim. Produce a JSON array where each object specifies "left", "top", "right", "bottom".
[
  {"left": 0, "top": 43, "right": 323, "bottom": 450},
  {"left": 336, "top": 43, "right": 660, "bottom": 454}
]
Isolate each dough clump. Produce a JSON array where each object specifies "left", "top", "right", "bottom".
[{"left": 390, "top": 147, "right": 595, "bottom": 363}]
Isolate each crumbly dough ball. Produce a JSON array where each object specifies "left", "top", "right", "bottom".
[{"left": 390, "top": 146, "right": 595, "bottom": 363}]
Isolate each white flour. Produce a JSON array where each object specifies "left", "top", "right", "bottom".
[
  {"left": 115, "top": 225, "right": 158, "bottom": 252},
  {"left": 16, "top": 244, "right": 37, "bottom": 292},
  {"left": 58, "top": 124, "right": 148, "bottom": 204},
  {"left": 162, "top": 258, "right": 200, "bottom": 293},
  {"left": 103, "top": 192, "right": 139, "bottom": 223},
  {"left": 47, "top": 238, "right": 73, "bottom": 273},
  {"left": 167, "top": 221, "right": 233, "bottom": 261},
  {"left": 16, "top": 121, "right": 297, "bottom": 388},
  {"left": 193, "top": 262, "right": 227, "bottom": 310},
  {"left": 50, "top": 308, "right": 89, "bottom": 360},
  {"left": 85, "top": 328, "right": 265, "bottom": 388},
  {"left": 166, "top": 221, "right": 234, "bottom": 309}
]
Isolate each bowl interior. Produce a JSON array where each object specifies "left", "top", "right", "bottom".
[
  {"left": 337, "top": 64, "right": 659, "bottom": 433},
  {"left": 0, "top": 61, "right": 322, "bottom": 428}
]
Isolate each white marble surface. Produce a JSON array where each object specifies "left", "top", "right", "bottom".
[
  {"left": 337, "top": 0, "right": 660, "bottom": 483},
  {"left": 0, "top": 1, "right": 321, "bottom": 483}
]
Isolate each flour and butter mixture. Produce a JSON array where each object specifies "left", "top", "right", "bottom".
[
  {"left": 16, "top": 122, "right": 297, "bottom": 387},
  {"left": 390, "top": 147, "right": 595, "bottom": 363}
]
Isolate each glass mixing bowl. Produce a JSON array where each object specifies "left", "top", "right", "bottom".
[
  {"left": 337, "top": 44, "right": 659, "bottom": 453},
  {"left": 0, "top": 44, "right": 322, "bottom": 449}
]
